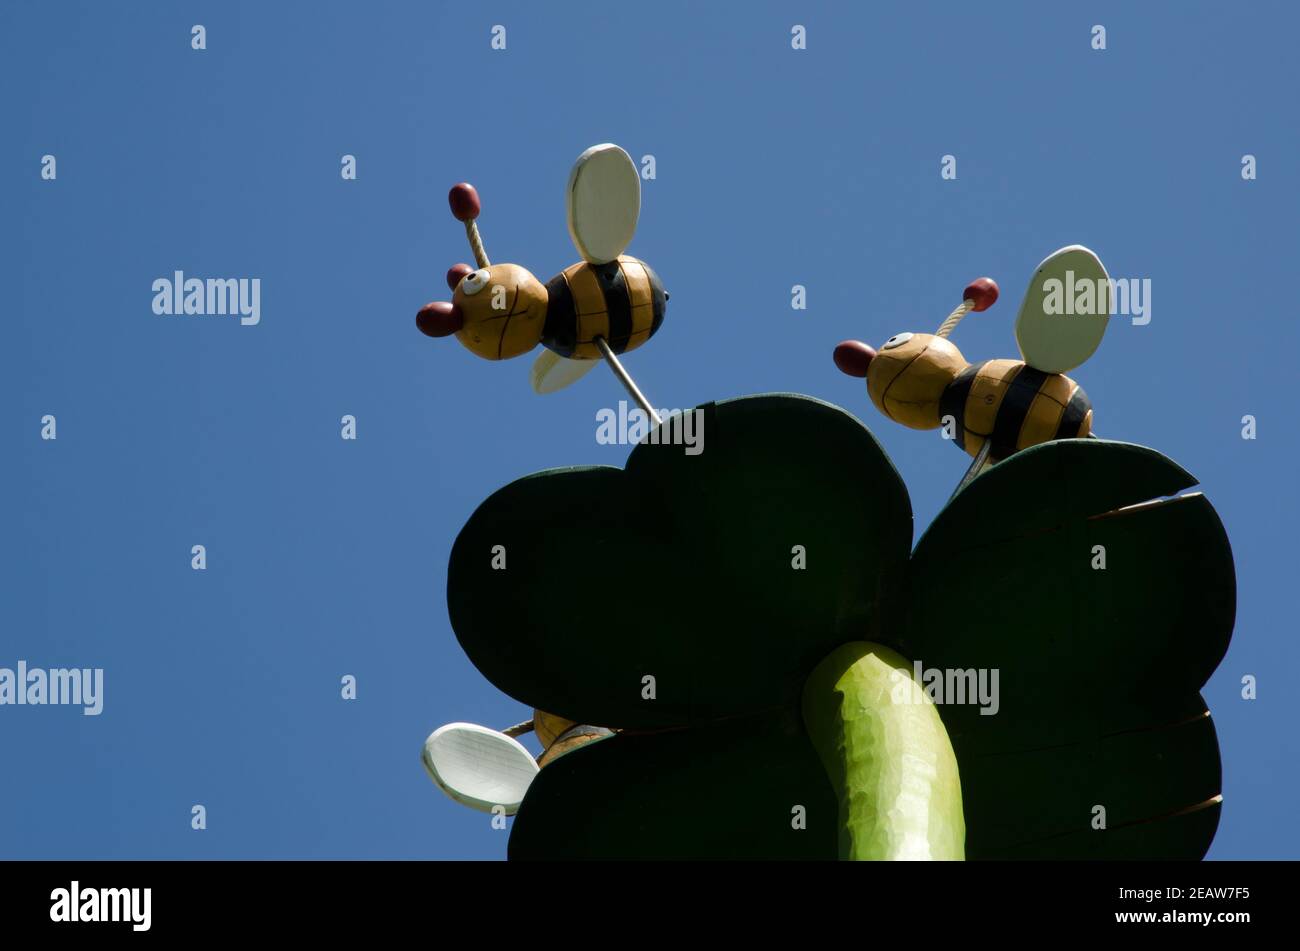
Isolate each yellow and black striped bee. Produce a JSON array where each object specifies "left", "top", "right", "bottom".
[
  {"left": 834, "top": 246, "right": 1110, "bottom": 480},
  {"left": 937, "top": 357, "right": 1092, "bottom": 461},
  {"left": 541, "top": 256, "right": 667, "bottom": 361},
  {"left": 415, "top": 143, "right": 667, "bottom": 394}
]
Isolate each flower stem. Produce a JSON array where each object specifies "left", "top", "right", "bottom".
[{"left": 802, "top": 642, "right": 966, "bottom": 860}]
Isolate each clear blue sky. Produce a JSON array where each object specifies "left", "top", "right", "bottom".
[{"left": 2, "top": 1, "right": 1295, "bottom": 859}]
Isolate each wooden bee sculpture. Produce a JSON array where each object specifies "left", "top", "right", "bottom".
[
  {"left": 833, "top": 245, "right": 1111, "bottom": 486},
  {"left": 415, "top": 143, "right": 667, "bottom": 399}
]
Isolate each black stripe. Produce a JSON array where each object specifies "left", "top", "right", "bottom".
[
  {"left": 1056, "top": 385, "right": 1091, "bottom": 438},
  {"left": 940, "top": 361, "right": 983, "bottom": 452},
  {"left": 592, "top": 261, "right": 633, "bottom": 352},
  {"left": 990, "top": 365, "right": 1048, "bottom": 460},
  {"left": 643, "top": 261, "right": 667, "bottom": 338},
  {"left": 542, "top": 272, "right": 576, "bottom": 357}
]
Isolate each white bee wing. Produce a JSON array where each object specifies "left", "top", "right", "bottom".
[
  {"left": 1014, "top": 245, "right": 1111, "bottom": 374},
  {"left": 530, "top": 349, "right": 598, "bottom": 394},
  {"left": 566, "top": 143, "right": 640, "bottom": 265},
  {"left": 422, "top": 722, "right": 539, "bottom": 815}
]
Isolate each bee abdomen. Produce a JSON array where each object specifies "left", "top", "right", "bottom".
[
  {"left": 1055, "top": 386, "right": 1092, "bottom": 440},
  {"left": 943, "top": 361, "right": 1092, "bottom": 461},
  {"left": 541, "top": 256, "right": 666, "bottom": 359}
]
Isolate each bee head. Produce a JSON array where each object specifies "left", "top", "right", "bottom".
[
  {"left": 836, "top": 332, "right": 967, "bottom": 430},
  {"left": 444, "top": 262, "right": 548, "bottom": 360},
  {"left": 419, "top": 184, "right": 550, "bottom": 360}
]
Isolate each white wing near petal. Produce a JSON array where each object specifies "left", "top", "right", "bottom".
[
  {"left": 530, "top": 349, "right": 598, "bottom": 394},
  {"left": 422, "top": 723, "right": 539, "bottom": 815}
]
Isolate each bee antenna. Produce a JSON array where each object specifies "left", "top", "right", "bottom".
[
  {"left": 935, "top": 277, "right": 999, "bottom": 338},
  {"left": 464, "top": 218, "right": 490, "bottom": 270},
  {"left": 449, "top": 183, "right": 491, "bottom": 269},
  {"left": 934, "top": 299, "right": 974, "bottom": 339}
]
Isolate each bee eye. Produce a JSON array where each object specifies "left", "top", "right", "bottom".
[
  {"left": 461, "top": 268, "right": 491, "bottom": 295},
  {"left": 882, "top": 332, "right": 914, "bottom": 350}
]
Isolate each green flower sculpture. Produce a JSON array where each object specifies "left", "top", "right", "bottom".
[{"left": 445, "top": 394, "right": 1235, "bottom": 859}]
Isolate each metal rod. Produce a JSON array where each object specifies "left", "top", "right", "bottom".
[
  {"left": 501, "top": 720, "right": 534, "bottom": 738},
  {"left": 594, "top": 337, "right": 660, "bottom": 426},
  {"left": 951, "top": 438, "right": 993, "bottom": 500}
]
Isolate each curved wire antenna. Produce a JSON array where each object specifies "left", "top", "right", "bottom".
[
  {"left": 465, "top": 220, "right": 490, "bottom": 269},
  {"left": 935, "top": 299, "right": 974, "bottom": 338}
]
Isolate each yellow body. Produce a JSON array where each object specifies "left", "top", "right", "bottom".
[
  {"left": 543, "top": 255, "right": 666, "bottom": 360},
  {"left": 951, "top": 359, "right": 1093, "bottom": 460},
  {"left": 864, "top": 333, "right": 1094, "bottom": 462},
  {"left": 450, "top": 255, "right": 665, "bottom": 362},
  {"left": 453, "top": 263, "right": 548, "bottom": 360}
]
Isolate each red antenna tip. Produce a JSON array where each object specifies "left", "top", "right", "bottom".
[
  {"left": 962, "top": 277, "right": 999, "bottom": 312},
  {"left": 448, "top": 183, "right": 481, "bottom": 222}
]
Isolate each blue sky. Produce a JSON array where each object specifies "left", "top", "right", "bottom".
[{"left": 1, "top": 1, "right": 1296, "bottom": 859}]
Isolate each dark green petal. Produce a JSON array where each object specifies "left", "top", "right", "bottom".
[
  {"left": 903, "top": 438, "right": 1235, "bottom": 859},
  {"left": 508, "top": 709, "right": 837, "bottom": 860},
  {"left": 446, "top": 394, "right": 911, "bottom": 729}
]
